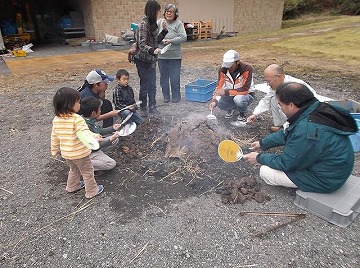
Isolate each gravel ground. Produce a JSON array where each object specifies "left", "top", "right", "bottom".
[{"left": 0, "top": 44, "right": 359, "bottom": 268}]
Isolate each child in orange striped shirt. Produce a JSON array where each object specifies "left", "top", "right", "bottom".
[{"left": 51, "top": 87, "right": 103, "bottom": 198}]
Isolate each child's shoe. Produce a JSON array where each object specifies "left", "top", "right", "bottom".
[
  {"left": 68, "top": 180, "right": 85, "bottom": 193},
  {"left": 85, "top": 185, "right": 104, "bottom": 199}
]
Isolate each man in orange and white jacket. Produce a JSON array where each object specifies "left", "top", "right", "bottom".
[{"left": 209, "top": 50, "right": 255, "bottom": 123}]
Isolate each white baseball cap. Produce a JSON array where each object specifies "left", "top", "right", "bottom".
[
  {"left": 221, "top": 50, "right": 240, "bottom": 68},
  {"left": 86, "top": 69, "right": 114, "bottom": 85}
]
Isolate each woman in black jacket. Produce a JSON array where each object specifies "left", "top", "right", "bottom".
[{"left": 133, "top": 0, "right": 168, "bottom": 117}]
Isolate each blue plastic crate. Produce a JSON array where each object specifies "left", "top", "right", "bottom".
[
  {"left": 185, "top": 79, "right": 216, "bottom": 102},
  {"left": 349, "top": 113, "right": 360, "bottom": 152}
]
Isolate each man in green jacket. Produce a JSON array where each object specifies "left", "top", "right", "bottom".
[{"left": 244, "top": 82, "right": 357, "bottom": 193}]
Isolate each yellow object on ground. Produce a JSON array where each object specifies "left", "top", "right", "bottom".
[{"left": 12, "top": 50, "right": 27, "bottom": 57}]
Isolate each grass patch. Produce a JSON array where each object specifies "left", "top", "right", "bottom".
[
  {"left": 281, "top": 13, "right": 341, "bottom": 28},
  {"left": 183, "top": 15, "right": 360, "bottom": 76},
  {"left": 273, "top": 28, "right": 360, "bottom": 62}
]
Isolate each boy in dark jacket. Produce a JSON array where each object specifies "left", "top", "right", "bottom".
[{"left": 113, "top": 69, "right": 144, "bottom": 125}]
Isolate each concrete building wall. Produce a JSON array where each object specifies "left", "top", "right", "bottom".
[
  {"left": 233, "top": 0, "right": 285, "bottom": 34},
  {"left": 76, "top": 0, "right": 175, "bottom": 42},
  {"left": 74, "top": 0, "right": 284, "bottom": 41}
]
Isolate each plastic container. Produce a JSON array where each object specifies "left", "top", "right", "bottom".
[
  {"left": 185, "top": 79, "right": 216, "bottom": 103},
  {"left": 293, "top": 175, "right": 360, "bottom": 227},
  {"left": 89, "top": 42, "right": 109, "bottom": 50},
  {"left": 61, "top": 17, "right": 73, "bottom": 28},
  {"left": 130, "top": 23, "right": 138, "bottom": 31},
  {"left": 80, "top": 41, "right": 90, "bottom": 47}
]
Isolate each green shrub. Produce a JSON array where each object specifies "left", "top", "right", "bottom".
[
  {"left": 283, "top": 0, "right": 359, "bottom": 18},
  {"left": 338, "top": 0, "right": 360, "bottom": 15}
]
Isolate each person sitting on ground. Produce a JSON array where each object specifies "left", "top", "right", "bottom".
[
  {"left": 246, "top": 64, "right": 318, "bottom": 132},
  {"left": 51, "top": 87, "right": 103, "bottom": 199},
  {"left": 78, "top": 69, "right": 119, "bottom": 128},
  {"left": 80, "top": 96, "right": 122, "bottom": 171},
  {"left": 243, "top": 82, "right": 357, "bottom": 193},
  {"left": 113, "top": 69, "right": 144, "bottom": 125},
  {"left": 209, "top": 49, "right": 255, "bottom": 123}
]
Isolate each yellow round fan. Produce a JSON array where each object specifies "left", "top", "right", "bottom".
[{"left": 218, "top": 140, "right": 243, "bottom": 162}]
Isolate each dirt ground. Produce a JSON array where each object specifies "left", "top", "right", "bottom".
[{"left": 1, "top": 38, "right": 360, "bottom": 267}]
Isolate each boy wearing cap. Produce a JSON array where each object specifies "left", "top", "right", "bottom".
[
  {"left": 209, "top": 50, "right": 255, "bottom": 124},
  {"left": 78, "top": 69, "right": 119, "bottom": 128}
]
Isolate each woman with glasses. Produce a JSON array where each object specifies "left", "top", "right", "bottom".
[{"left": 157, "top": 3, "right": 187, "bottom": 103}]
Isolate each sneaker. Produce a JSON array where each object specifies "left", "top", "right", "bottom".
[
  {"left": 86, "top": 185, "right": 104, "bottom": 199},
  {"left": 172, "top": 99, "right": 180, "bottom": 103},
  {"left": 164, "top": 98, "right": 170, "bottom": 103},
  {"left": 231, "top": 120, "right": 247, "bottom": 127},
  {"left": 68, "top": 180, "right": 85, "bottom": 193},
  {"left": 149, "top": 107, "right": 160, "bottom": 114},
  {"left": 236, "top": 113, "right": 246, "bottom": 122},
  {"left": 225, "top": 110, "right": 235, "bottom": 119}
]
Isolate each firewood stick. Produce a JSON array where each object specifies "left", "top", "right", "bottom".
[{"left": 239, "top": 211, "right": 306, "bottom": 217}]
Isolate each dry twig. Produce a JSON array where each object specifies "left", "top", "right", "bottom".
[
  {"left": 199, "top": 180, "right": 224, "bottom": 197},
  {"left": 239, "top": 211, "right": 306, "bottom": 238},
  {"left": 150, "top": 134, "right": 165, "bottom": 148},
  {"left": 239, "top": 211, "right": 305, "bottom": 217},
  {"left": 11, "top": 199, "right": 94, "bottom": 250},
  {"left": 158, "top": 167, "right": 180, "bottom": 182},
  {"left": 148, "top": 204, "right": 166, "bottom": 216},
  {"left": 129, "top": 242, "right": 150, "bottom": 264},
  {"left": 254, "top": 214, "right": 306, "bottom": 238},
  {"left": 0, "top": 188, "right": 14, "bottom": 195}
]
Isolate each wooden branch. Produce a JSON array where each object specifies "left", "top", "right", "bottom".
[
  {"left": 11, "top": 200, "right": 94, "bottom": 250},
  {"left": 0, "top": 188, "right": 14, "bottom": 195},
  {"left": 199, "top": 180, "right": 224, "bottom": 197},
  {"left": 129, "top": 242, "right": 150, "bottom": 264},
  {"left": 158, "top": 167, "right": 180, "bottom": 182}
]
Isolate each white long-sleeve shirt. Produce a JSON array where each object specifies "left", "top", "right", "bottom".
[{"left": 252, "top": 75, "right": 330, "bottom": 116}]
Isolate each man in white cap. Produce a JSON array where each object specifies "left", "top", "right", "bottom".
[
  {"left": 78, "top": 69, "right": 119, "bottom": 128},
  {"left": 209, "top": 49, "right": 255, "bottom": 124}
]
